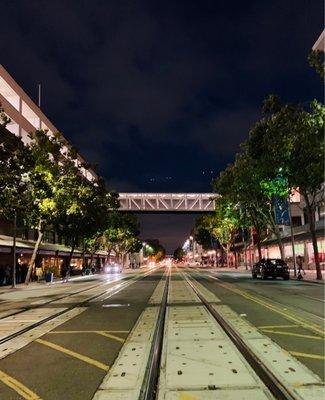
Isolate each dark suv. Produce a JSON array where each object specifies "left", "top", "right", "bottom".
[{"left": 252, "top": 258, "right": 290, "bottom": 280}]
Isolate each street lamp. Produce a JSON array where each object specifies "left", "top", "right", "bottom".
[{"left": 12, "top": 209, "right": 17, "bottom": 288}]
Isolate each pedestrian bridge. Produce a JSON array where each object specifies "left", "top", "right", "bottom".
[{"left": 118, "top": 193, "right": 216, "bottom": 212}]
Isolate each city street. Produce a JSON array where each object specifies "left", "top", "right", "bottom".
[
  {"left": 0, "top": 4, "right": 324, "bottom": 400},
  {"left": 0, "top": 266, "right": 323, "bottom": 399}
]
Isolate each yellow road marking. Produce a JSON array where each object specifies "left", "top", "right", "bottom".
[
  {"left": 96, "top": 331, "right": 125, "bottom": 343},
  {"left": 179, "top": 393, "right": 198, "bottom": 400},
  {"left": 261, "top": 330, "right": 323, "bottom": 340},
  {"left": 290, "top": 351, "right": 325, "bottom": 360},
  {"left": 35, "top": 339, "right": 109, "bottom": 371},
  {"left": 0, "top": 369, "right": 42, "bottom": 400},
  {"left": 213, "top": 279, "right": 324, "bottom": 336},
  {"left": 49, "top": 330, "right": 129, "bottom": 334},
  {"left": 257, "top": 324, "right": 298, "bottom": 329}
]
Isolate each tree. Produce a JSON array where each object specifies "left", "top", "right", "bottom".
[
  {"left": 213, "top": 150, "right": 270, "bottom": 261},
  {"left": 104, "top": 212, "right": 141, "bottom": 267},
  {"left": 23, "top": 130, "right": 66, "bottom": 283},
  {"left": 0, "top": 111, "right": 32, "bottom": 220},
  {"left": 249, "top": 95, "right": 324, "bottom": 279},
  {"left": 194, "top": 216, "right": 214, "bottom": 251},
  {"left": 55, "top": 153, "right": 119, "bottom": 269},
  {"left": 144, "top": 239, "right": 166, "bottom": 262},
  {"left": 308, "top": 50, "right": 324, "bottom": 80},
  {"left": 82, "top": 190, "right": 120, "bottom": 267},
  {"left": 173, "top": 247, "right": 185, "bottom": 261},
  {"left": 0, "top": 107, "right": 32, "bottom": 286},
  {"left": 210, "top": 198, "right": 241, "bottom": 268},
  {"left": 245, "top": 114, "right": 293, "bottom": 259}
]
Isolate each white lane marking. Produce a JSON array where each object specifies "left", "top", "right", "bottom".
[{"left": 302, "top": 295, "right": 325, "bottom": 303}]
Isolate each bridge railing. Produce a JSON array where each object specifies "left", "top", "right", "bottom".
[{"left": 118, "top": 193, "right": 217, "bottom": 212}]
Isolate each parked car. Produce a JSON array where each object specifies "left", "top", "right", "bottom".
[{"left": 252, "top": 258, "right": 289, "bottom": 280}]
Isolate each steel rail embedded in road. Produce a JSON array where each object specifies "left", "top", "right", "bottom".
[
  {"left": 141, "top": 269, "right": 170, "bottom": 400},
  {"left": 0, "top": 269, "right": 158, "bottom": 346},
  {"left": 0, "top": 275, "right": 129, "bottom": 321},
  {"left": 183, "top": 272, "right": 297, "bottom": 400}
]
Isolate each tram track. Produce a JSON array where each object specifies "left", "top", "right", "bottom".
[
  {"left": 141, "top": 268, "right": 170, "bottom": 400},
  {"left": 182, "top": 270, "right": 324, "bottom": 400},
  {"left": 0, "top": 268, "right": 157, "bottom": 347},
  {"left": 182, "top": 272, "right": 295, "bottom": 400},
  {"left": 140, "top": 268, "right": 321, "bottom": 399},
  {"left": 0, "top": 273, "right": 136, "bottom": 321}
]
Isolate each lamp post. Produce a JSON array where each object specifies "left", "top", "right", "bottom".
[
  {"left": 287, "top": 198, "right": 297, "bottom": 277},
  {"left": 142, "top": 242, "right": 147, "bottom": 265},
  {"left": 12, "top": 210, "right": 17, "bottom": 288}
]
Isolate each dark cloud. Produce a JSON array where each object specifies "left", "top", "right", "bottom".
[{"left": 0, "top": 0, "right": 323, "bottom": 251}]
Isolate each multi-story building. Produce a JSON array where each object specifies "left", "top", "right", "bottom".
[
  {"left": 312, "top": 29, "right": 324, "bottom": 51},
  {"left": 0, "top": 65, "right": 97, "bottom": 181},
  {"left": 0, "top": 65, "right": 106, "bottom": 280}
]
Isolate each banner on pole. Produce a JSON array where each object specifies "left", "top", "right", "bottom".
[{"left": 273, "top": 196, "right": 290, "bottom": 225}]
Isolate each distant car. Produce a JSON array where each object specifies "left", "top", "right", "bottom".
[
  {"left": 104, "top": 263, "right": 122, "bottom": 274},
  {"left": 188, "top": 261, "right": 200, "bottom": 268},
  {"left": 252, "top": 258, "right": 289, "bottom": 280}
]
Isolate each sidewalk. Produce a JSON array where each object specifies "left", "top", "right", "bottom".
[{"left": 289, "top": 268, "right": 325, "bottom": 284}]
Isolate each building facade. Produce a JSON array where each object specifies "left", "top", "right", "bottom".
[{"left": 0, "top": 65, "right": 106, "bottom": 282}]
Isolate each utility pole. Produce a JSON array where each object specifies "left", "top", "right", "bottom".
[
  {"left": 37, "top": 83, "right": 41, "bottom": 108},
  {"left": 288, "top": 198, "right": 297, "bottom": 277},
  {"left": 12, "top": 210, "right": 17, "bottom": 288}
]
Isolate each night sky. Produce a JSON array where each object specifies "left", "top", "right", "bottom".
[{"left": 1, "top": 1, "right": 323, "bottom": 253}]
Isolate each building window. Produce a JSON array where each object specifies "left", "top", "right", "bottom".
[
  {"left": 21, "top": 229, "right": 29, "bottom": 240},
  {"left": 291, "top": 216, "right": 302, "bottom": 227},
  {"left": 43, "top": 231, "right": 55, "bottom": 243},
  {"left": 0, "top": 77, "right": 20, "bottom": 110}
]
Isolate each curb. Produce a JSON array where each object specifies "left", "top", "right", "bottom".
[{"left": 301, "top": 278, "right": 325, "bottom": 285}]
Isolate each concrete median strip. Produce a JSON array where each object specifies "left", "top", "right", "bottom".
[
  {"left": 168, "top": 279, "right": 200, "bottom": 304},
  {"left": 182, "top": 278, "right": 221, "bottom": 303},
  {"left": 157, "top": 275, "right": 273, "bottom": 400},
  {"left": 149, "top": 279, "right": 166, "bottom": 305}
]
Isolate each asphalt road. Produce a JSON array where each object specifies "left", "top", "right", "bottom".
[
  {"left": 0, "top": 267, "right": 323, "bottom": 399},
  {"left": 0, "top": 269, "right": 164, "bottom": 400}
]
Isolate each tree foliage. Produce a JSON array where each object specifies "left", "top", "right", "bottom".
[
  {"left": 194, "top": 216, "right": 213, "bottom": 250},
  {"left": 144, "top": 239, "right": 166, "bottom": 261},
  {"left": 0, "top": 114, "right": 32, "bottom": 220},
  {"left": 248, "top": 95, "right": 324, "bottom": 278},
  {"left": 104, "top": 212, "right": 141, "bottom": 265},
  {"left": 308, "top": 50, "right": 324, "bottom": 80},
  {"left": 173, "top": 246, "right": 185, "bottom": 261}
]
